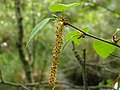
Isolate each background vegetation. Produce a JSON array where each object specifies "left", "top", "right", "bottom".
[{"left": 0, "top": 0, "right": 120, "bottom": 90}]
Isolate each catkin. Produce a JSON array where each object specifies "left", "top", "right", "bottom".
[{"left": 48, "top": 22, "right": 64, "bottom": 86}]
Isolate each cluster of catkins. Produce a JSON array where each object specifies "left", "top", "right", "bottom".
[{"left": 48, "top": 22, "right": 64, "bottom": 86}]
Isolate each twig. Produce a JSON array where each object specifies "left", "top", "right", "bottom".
[
  {"left": 17, "top": 83, "right": 30, "bottom": 90},
  {"left": 72, "top": 41, "right": 88, "bottom": 89},
  {"left": 65, "top": 22, "right": 120, "bottom": 48},
  {"left": 72, "top": 41, "right": 119, "bottom": 74},
  {"left": 0, "top": 70, "right": 29, "bottom": 90},
  {"left": 110, "top": 54, "right": 120, "bottom": 58},
  {"left": 25, "top": 81, "right": 110, "bottom": 89},
  {"left": 82, "top": 49, "right": 88, "bottom": 90},
  {"left": 72, "top": 41, "right": 82, "bottom": 63},
  {"left": 0, "top": 81, "right": 29, "bottom": 90},
  {"left": 0, "top": 79, "right": 113, "bottom": 89}
]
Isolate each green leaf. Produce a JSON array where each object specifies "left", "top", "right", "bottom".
[
  {"left": 62, "top": 34, "right": 80, "bottom": 51},
  {"left": 65, "top": 26, "right": 89, "bottom": 45},
  {"left": 26, "top": 18, "right": 50, "bottom": 47},
  {"left": 49, "top": 3, "right": 80, "bottom": 12},
  {"left": 66, "top": 31, "right": 81, "bottom": 45},
  {"left": 62, "top": 26, "right": 89, "bottom": 51},
  {"left": 93, "top": 40, "right": 116, "bottom": 58}
]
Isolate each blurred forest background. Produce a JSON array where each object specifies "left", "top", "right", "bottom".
[{"left": 0, "top": 0, "right": 120, "bottom": 90}]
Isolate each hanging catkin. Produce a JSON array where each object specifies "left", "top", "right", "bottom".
[{"left": 48, "top": 22, "right": 64, "bottom": 86}]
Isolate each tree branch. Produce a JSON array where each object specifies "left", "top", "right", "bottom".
[
  {"left": 0, "top": 79, "right": 113, "bottom": 90},
  {"left": 72, "top": 41, "right": 82, "bottom": 63},
  {"left": 0, "top": 81, "right": 30, "bottom": 90},
  {"left": 0, "top": 70, "right": 29, "bottom": 90},
  {"left": 65, "top": 22, "right": 120, "bottom": 48},
  {"left": 25, "top": 81, "right": 111, "bottom": 89},
  {"left": 72, "top": 41, "right": 88, "bottom": 90},
  {"left": 110, "top": 54, "right": 120, "bottom": 58},
  {"left": 82, "top": 49, "right": 88, "bottom": 90}
]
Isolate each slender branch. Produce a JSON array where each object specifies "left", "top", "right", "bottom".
[
  {"left": 0, "top": 80, "right": 113, "bottom": 89},
  {"left": 65, "top": 22, "right": 120, "bottom": 48},
  {"left": 72, "top": 41, "right": 81, "bottom": 63},
  {"left": 0, "top": 81, "right": 29, "bottom": 90},
  {"left": 29, "top": 81, "right": 115, "bottom": 90},
  {"left": 25, "top": 81, "right": 111, "bottom": 89},
  {"left": 0, "top": 70, "right": 29, "bottom": 90},
  {"left": 82, "top": 49, "right": 88, "bottom": 90},
  {"left": 110, "top": 54, "right": 120, "bottom": 58},
  {"left": 63, "top": 63, "right": 119, "bottom": 74},
  {"left": 72, "top": 41, "right": 88, "bottom": 89}
]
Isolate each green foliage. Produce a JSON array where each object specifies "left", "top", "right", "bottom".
[
  {"left": 65, "top": 27, "right": 89, "bottom": 45},
  {"left": 26, "top": 18, "right": 51, "bottom": 46},
  {"left": 62, "top": 32, "right": 79, "bottom": 52},
  {"left": 93, "top": 40, "right": 116, "bottom": 58},
  {"left": 65, "top": 31, "right": 81, "bottom": 45},
  {"left": 106, "top": 79, "right": 113, "bottom": 87},
  {"left": 49, "top": 3, "right": 80, "bottom": 12},
  {"left": 62, "top": 27, "right": 89, "bottom": 51}
]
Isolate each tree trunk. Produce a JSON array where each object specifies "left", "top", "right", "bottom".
[{"left": 14, "top": 0, "right": 32, "bottom": 84}]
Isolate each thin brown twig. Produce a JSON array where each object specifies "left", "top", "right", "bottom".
[
  {"left": 0, "top": 81, "right": 29, "bottom": 90},
  {"left": 0, "top": 71, "right": 29, "bottom": 90},
  {"left": 25, "top": 81, "right": 111, "bottom": 89},
  {"left": 0, "top": 80, "right": 114, "bottom": 89},
  {"left": 65, "top": 22, "right": 120, "bottom": 48}
]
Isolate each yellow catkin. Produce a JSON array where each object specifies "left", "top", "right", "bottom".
[{"left": 48, "top": 22, "right": 64, "bottom": 86}]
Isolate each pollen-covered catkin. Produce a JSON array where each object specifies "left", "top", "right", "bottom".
[{"left": 48, "top": 22, "right": 64, "bottom": 86}]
